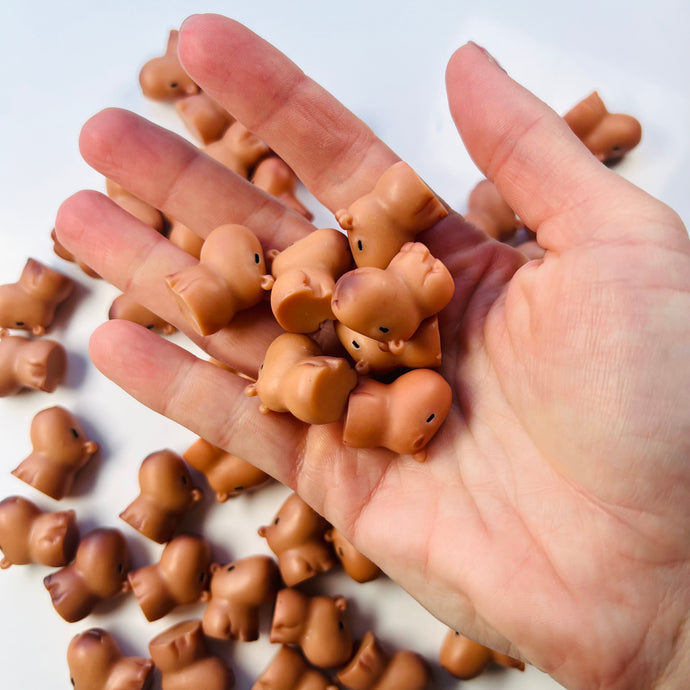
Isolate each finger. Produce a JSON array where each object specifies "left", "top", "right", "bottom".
[
  {"left": 89, "top": 319, "right": 305, "bottom": 486},
  {"left": 178, "top": 14, "right": 400, "bottom": 211},
  {"left": 79, "top": 108, "right": 312, "bottom": 248},
  {"left": 55, "top": 190, "right": 283, "bottom": 376},
  {"left": 446, "top": 42, "right": 643, "bottom": 249}
]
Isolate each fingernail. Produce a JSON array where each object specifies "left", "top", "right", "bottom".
[{"left": 468, "top": 41, "right": 506, "bottom": 73}]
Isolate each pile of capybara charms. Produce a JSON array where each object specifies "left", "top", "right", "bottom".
[{"left": 0, "top": 26, "right": 642, "bottom": 689}]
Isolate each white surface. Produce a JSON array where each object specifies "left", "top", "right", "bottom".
[{"left": 1, "top": 2, "right": 688, "bottom": 689}]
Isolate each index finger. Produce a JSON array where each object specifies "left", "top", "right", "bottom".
[{"left": 178, "top": 13, "right": 400, "bottom": 211}]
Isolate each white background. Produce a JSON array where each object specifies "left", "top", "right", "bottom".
[{"left": 1, "top": 1, "right": 688, "bottom": 689}]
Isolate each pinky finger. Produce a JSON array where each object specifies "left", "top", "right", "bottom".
[{"left": 89, "top": 318, "right": 305, "bottom": 485}]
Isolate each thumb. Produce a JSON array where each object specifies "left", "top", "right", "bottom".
[{"left": 446, "top": 42, "right": 640, "bottom": 250}]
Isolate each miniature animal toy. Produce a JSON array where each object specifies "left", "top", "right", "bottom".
[
  {"left": 335, "top": 316, "right": 441, "bottom": 375},
  {"left": 0, "top": 258, "right": 73, "bottom": 335},
  {"left": 258, "top": 492, "right": 336, "bottom": 586},
  {"left": 148, "top": 619, "right": 235, "bottom": 690},
  {"left": 139, "top": 29, "right": 199, "bottom": 101},
  {"left": 334, "top": 161, "right": 448, "bottom": 269},
  {"left": 270, "top": 588, "right": 353, "bottom": 669},
  {"left": 203, "top": 120, "right": 271, "bottom": 178},
  {"left": 105, "top": 179, "right": 166, "bottom": 233},
  {"left": 252, "top": 645, "right": 338, "bottom": 690},
  {"left": 245, "top": 333, "right": 358, "bottom": 425},
  {"left": 167, "top": 218, "right": 205, "bottom": 259},
  {"left": 464, "top": 179, "right": 521, "bottom": 242},
  {"left": 67, "top": 628, "right": 154, "bottom": 690},
  {"left": 0, "top": 329, "right": 67, "bottom": 396},
  {"left": 0, "top": 495, "right": 79, "bottom": 568},
  {"left": 176, "top": 90, "right": 234, "bottom": 144},
  {"left": 267, "top": 227, "right": 352, "bottom": 333},
  {"left": 563, "top": 91, "right": 642, "bottom": 164},
  {"left": 119, "top": 449, "right": 202, "bottom": 543},
  {"left": 166, "top": 223, "right": 273, "bottom": 336},
  {"left": 183, "top": 437, "right": 272, "bottom": 502},
  {"left": 324, "top": 527, "right": 381, "bottom": 583},
  {"left": 51, "top": 228, "right": 101, "bottom": 278},
  {"left": 252, "top": 156, "right": 313, "bottom": 219},
  {"left": 336, "top": 631, "right": 431, "bottom": 690},
  {"left": 109, "top": 293, "right": 176, "bottom": 334},
  {"left": 12, "top": 405, "right": 99, "bottom": 500},
  {"left": 128, "top": 534, "right": 212, "bottom": 621},
  {"left": 343, "top": 368, "right": 452, "bottom": 460},
  {"left": 202, "top": 554, "right": 280, "bottom": 641},
  {"left": 43, "top": 527, "right": 131, "bottom": 622},
  {"left": 331, "top": 242, "right": 454, "bottom": 351},
  {"left": 438, "top": 629, "right": 524, "bottom": 680}
]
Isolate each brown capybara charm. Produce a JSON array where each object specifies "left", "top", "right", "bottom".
[
  {"left": 139, "top": 29, "right": 199, "bottom": 101},
  {"left": 12, "top": 405, "right": 99, "bottom": 500},
  {"left": 109, "top": 293, "right": 176, "bottom": 334},
  {"left": 0, "top": 258, "right": 73, "bottom": 335},
  {"left": 176, "top": 90, "right": 234, "bottom": 145},
  {"left": 148, "top": 619, "right": 235, "bottom": 690},
  {"left": 324, "top": 527, "right": 381, "bottom": 584},
  {"left": 67, "top": 628, "right": 154, "bottom": 690},
  {"left": 252, "top": 645, "right": 338, "bottom": 690},
  {"left": 252, "top": 156, "right": 313, "bottom": 220},
  {"left": 128, "top": 534, "right": 212, "bottom": 621},
  {"left": 464, "top": 179, "right": 521, "bottom": 242},
  {"left": 335, "top": 161, "right": 448, "bottom": 269},
  {"left": 439, "top": 629, "right": 524, "bottom": 680},
  {"left": 203, "top": 121, "right": 271, "bottom": 179},
  {"left": 105, "top": 179, "right": 166, "bottom": 233},
  {"left": 0, "top": 329, "right": 67, "bottom": 396},
  {"left": 270, "top": 588, "right": 353, "bottom": 669},
  {"left": 258, "top": 493, "right": 336, "bottom": 586},
  {"left": 0, "top": 495, "right": 79, "bottom": 568},
  {"left": 43, "top": 527, "right": 131, "bottom": 622}
]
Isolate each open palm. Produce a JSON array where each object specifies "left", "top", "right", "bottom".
[{"left": 55, "top": 14, "right": 690, "bottom": 690}]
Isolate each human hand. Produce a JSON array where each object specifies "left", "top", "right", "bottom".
[{"left": 54, "top": 14, "right": 690, "bottom": 690}]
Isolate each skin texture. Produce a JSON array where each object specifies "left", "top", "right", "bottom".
[{"left": 54, "top": 14, "right": 690, "bottom": 690}]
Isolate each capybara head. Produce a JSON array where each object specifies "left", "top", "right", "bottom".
[
  {"left": 139, "top": 30, "right": 199, "bottom": 101},
  {"left": 137, "top": 449, "right": 201, "bottom": 510},
  {"left": 29, "top": 406, "right": 98, "bottom": 466},
  {"left": 73, "top": 528, "right": 131, "bottom": 596},
  {"left": 258, "top": 493, "right": 329, "bottom": 553}
]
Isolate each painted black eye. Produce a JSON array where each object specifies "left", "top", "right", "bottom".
[
  {"left": 199, "top": 571, "right": 207, "bottom": 583},
  {"left": 70, "top": 428, "right": 79, "bottom": 439},
  {"left": 146, "top": 324, "right": 155, "bottom": 330},
  {"left": 338, "top": 547, "right": 345, "bottom": 557},
  {"left": 254, "top": 253, "right": 261, "bottom": 264},
  {"left": 378, "top": 326, "right": 389, "bottom": 334},
  {"left": 226, "top": 565, "right": 236, "bottom": 572},
  {"left": 15, "top": 321, "right": 25, "bottom": 327},
  {"left": 181, "top": 475, "right": 187, "bottom": 485},
  {"left": 338, "top": 620, "right": 345, "bottom": 631},
  {"left": 351, "top": 340, "right": 360, "bottom": 349},
  {"left": 170, "top": 81, "right": 179, "bottom": 89},
  {"left": 71, "top": 678, "right": 75, "bottom": 687},
  {"left": 356, "top": 239, "right": 363, "bottom": 251},
  {"left": 234, "top": 486, "right": 244, "bottom": 492},
  {"left": 426, "top": 413, "right": 435, "bottom": 423},
  {"left": 274, "top": 517, "right": 280, "bottom": 525},
  {"left": 116, "top": 563, "right": 123, "bottom": 574}
]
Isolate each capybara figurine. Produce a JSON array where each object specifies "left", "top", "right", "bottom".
[
  {"left": 176, "top": 90, "right": 234, "bottom": 145},
  {"left": 12, "top": 405, "right": 99, "bottom": 500},
  {"left": 439, "top": 629, "right": 524, "bottom": 680},
  {"left": 43, "top": 527, "right": 131, "bottom": 622},
  {"left": 119, "top": 449, "right": 202, "bottom": 543},
  {"left": 148, "top": 619, "right": 235, "bottom": 690},
  {"left": 0, "top": 495, "right": 79, "bottom": 568},
  {"left": 267, "top": 227, "right": 352, "bottom": 333},
  {"left": 167, "top": 218, "right": 205, "bottom": 259},
  {"left": 258, "top": 492, "right": 336, "bottom": 586},
  {"left": 0, "top": 258, "right": 73, "bottom": 335},
  {"left": 324, "top": 527, "right": 381, "bottom": 584},
  {"left": 166, "top": 223, "right": 274, "bottom": 336},
  {"left": 331, "top": 242, "right": 454, "bottom": 351},
  {"left": 343, "top": 369, "right": 452, "bottom": 460},
  {"left": 245, "top": 333, "right": 357, "bottom": 425},
  {"left": 109, "top": 293, "right": 176, "bottom": 334},
  {"left": 139, "top": 29, "right": 199, "bottom": 101},
  {"left": 563, "top": 91, "right": 642, "bottom": 164},
  {"left": 252, "top": 156, "right": 313, "bottom": 220},
  {"left": 464, "top": 179, "right": 521, "bottom": 242},
  {"left": 0, "top": 329, "right": 67, "bottom": 396},
  {"left": 252, "top": 645, "right": 338, "bottom": 690},
  {"left": 270, "top": 588, "right": 353, "bottom": 669},
  {"left": 67, "top": 628, "right": 154, "bottom": 690},
  {"left": 335, "top": 316, "right": 441, "bottom": 375},
  {"left": 51, "top": 228, "right": 100, "bottom": 278},
  {"left": 334, "top": 161, "right": 448, "bottom": 268},
  {"left": 183, "top": 437, "right": 272, "bottom": 502},
  {"left": 128, "top": 534, "right": 212, "bottom": 621},
  {"left": 105, "top": 179, "right": 166, "bottom": 233},
  {"left": 203, "top": 120, "right": 271, "bottom": 178},
  {"left": 202, "top": 554, "right": 280, "bottom": 641},
  {"left": 336, "top": 631, "right": 432, "bottom": 690}
]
